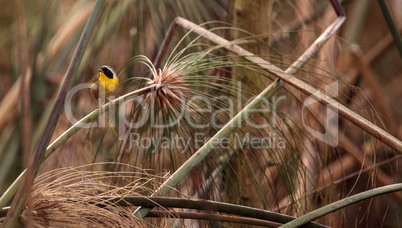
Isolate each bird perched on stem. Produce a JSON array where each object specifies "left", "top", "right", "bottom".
[{"left": 90, "top": 65, "right": 119, "bottom": 104}]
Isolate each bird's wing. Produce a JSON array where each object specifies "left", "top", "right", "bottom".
[{"left": 91, "top": 73, "right": 100, "bottom": 83}]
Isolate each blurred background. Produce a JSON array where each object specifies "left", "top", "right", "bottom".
[{"left": 0, "top": 0, "right": 401, "bottom": 227}]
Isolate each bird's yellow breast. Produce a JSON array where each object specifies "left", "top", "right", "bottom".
[{"left": 98, "top": 72, "right": 119, "bottom": 95}]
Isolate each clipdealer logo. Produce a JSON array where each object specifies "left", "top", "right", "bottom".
[
  {"left": 64, "top": 80, "right": 339, "bottom": 148},
  {"left": 128, "top": 132, "right": 286, "bottom": 153},
  {"left": 302, "top": 81, "right": 339, "bottom": 147}
]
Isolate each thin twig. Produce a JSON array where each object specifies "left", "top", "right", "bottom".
[
  {"left": 0, "top": 196, "right": 328, "bottom": 228},
  {"left": 280, "top": 183, "right": 402, "bottom": 227},
  {"left": 134, "top": 5, "right": 347, "bottom": 217},
  {"left": 113, "top": 21, "right": 179, "bottom": 175},
  {"left": 377, "top": 0, "right": 402, "bottom": 57},
  {"left": 277, "top": 155, "right": 401, "bottom": 213},
  {"left": 338, "top": 134, "right": 402, "bottom": 204},
  {"left": 350, "top": 46, "right": 396, "bottom": 133},
  {"left": 134, "top": 79, "right": 284, "bottom": 218},
  {"left": 174, "top": 16, "right": 402, "bottom": 152},
  {"left": 147, "top": 211, "right": 281, "bottom": 227},
  {"left": 0, "top": 73, "right": 32, "bottom": 149},
  {"left": 0, "top": 85, "right": 157, "bottom": 211},
  {"left": 2, "top": 1, "right": 106, "bottom": 226}
]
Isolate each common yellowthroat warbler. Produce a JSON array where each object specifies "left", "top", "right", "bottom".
[{"left": 90, "top": 65, "right": 119, "bottom": 104}]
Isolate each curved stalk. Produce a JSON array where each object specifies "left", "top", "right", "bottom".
[
  {"left": 174, "top": 16, "right": 402, "bottom": 152},
  {"left": 280, "top": 183, "right": 402, "bottom": 228},
  {"left": 1, "top": 196, "right": 328, "bottom": 228},
  {"left": 377, "top": 0, "right": 402, "bottom": 57},
  {"left": 133, "top": 7, "right": 349, "bottom": 218},
  {"left": 134, "top": 78, "right": 284, "bottom": 218},
  {"left": 0, "top": 85, "right": 156, "bottom": 211},
  {"left": 2, "top": 1, "right": 107, "bottom": 226}
]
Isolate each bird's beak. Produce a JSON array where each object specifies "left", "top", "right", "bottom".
[{"left": 98, "top": 69, "right": 102, "bottom": 72}]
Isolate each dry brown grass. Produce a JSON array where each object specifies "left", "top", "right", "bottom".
[{"left": 20, "top": 163, "right": 173, "bottom": 227}]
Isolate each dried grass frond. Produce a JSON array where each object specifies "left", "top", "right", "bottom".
[
  {"left": 146, "top": 66, "right": 189, "bottom": 116},
  {"left": 21, "top": 163, "right": 173, "bottom": 228}
]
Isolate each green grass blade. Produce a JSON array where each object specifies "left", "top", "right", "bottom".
[
  {"left": 0, "top": 84, "right": 156, "bottom": 211},
  {"left": 134, "top": 78, "right": 284, "bottom": 218},
  {"left": 377, "top": 0, "right": 402, "bottom": 57},
  {"left": 2, "top": 1, "right": 106, "bottom": 226},
  {"left": 280, "top": 183, "right": 402, "bottom": 228}
]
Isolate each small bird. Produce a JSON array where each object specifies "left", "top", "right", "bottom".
[{"left": 90, "top": 65, "right": 119, "bottom": 104}]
